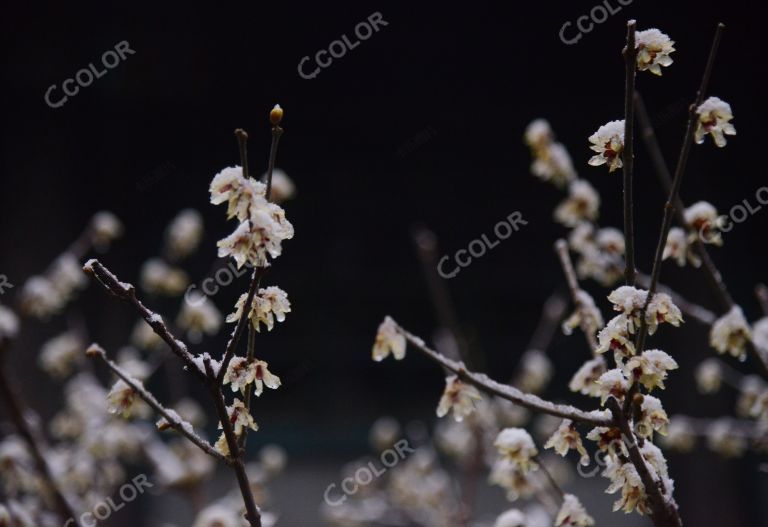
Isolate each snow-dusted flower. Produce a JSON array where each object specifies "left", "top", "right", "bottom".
[
  {"left": 0, "top": 305, "right": 19, "bottom": 340},
  {"left": 494, "top": 508, "right": 527, "bottom": 527},
  {"left": 139, "top": 258, "right": 188, "bottom": 296},
  {"left": 489, "top": 457, "right": 537, "bottom": 501},
  {"left": 513, "top": 349, "right": 553, "bottom": 394},
  {"left": 177, "top": 292, "right": 222, "bottom": 342},
  {"left": 635, "top": 395, "right": 669, "bottom": 438},
  {"left": 106, "top": 379, "right": 150, "bottom": 419},
  {"left": 220, "top": 398, "right": 258, "bottom": 436},
  {"left": 223, "top": 357, "right": 257, "bottom": 393},
  {"left": 19, "top": 276, "right": 60, "bottom": 318},
  {"left": 660, "top": 417, "right": 696, "bottom": 452},
  {"left": 252, "top": 359, "right": 281, "bottom": 396},
  {"left": 569, "top": 356, "right": 607, "bottom": 397},
  {"left": 227, "top": 286, "right": 291, "bottom": 332},
  {"left": 264, "top": 169, "right": 296, "bottom": 204},
  {"left": 555, "top": 494, "right": 595, "bottom": 526},
  {"left": 695, "top": 358, "right": 722, "bottom": 394},
  {"left": 210, "top": 167, "right": 267, "bottom": 221},
  {"left": 604, "top": 460, "right": 648, "bottom": 514},
  {"left": 554, "top": 179, "right": 600, "bottom": 227},
  {"left": 635, "top": 28, "right": 675, "bottom": 75},
  {"left": 524, "top": 119, "right": 553, "bottom": 152},
  {"left": 39, "top": 332, "right": 84, "bottom": 378},
  {"left": 437, "top": 375, "right": 482, "bottom": 422},
  {"left": 596, "top": 315, "right": 635, "bottom": 359},
  {"left": 695, "top": 96, "right": 736, "bottom": 147},
  {"left": 607, "top": 287, "right": 682, "bottom": 335},
  {"left": 217, "top": 204, "right": 294, "bottom": 268},
  {"left": 596, "top": 227, "right": 625, "bottom": 256},
  {"left": 165, "top": 209, "right": 204, "bottom": 260},
  {"left": 494, "top": 428, "right": 538, "bottom": 473},
  {"left": 532, "top": 143, "right": 578, "bottom": 187},
  {"left": 684, "top": 201, "right": 724, "bottom": 246},
  {"left": 545, "top": 420, "right": 589, "bottom": 465},
  {"left": 372, "top": 316, "right": 406, "bottom": 361},
  {"left": 607, "top": 286, "right": 647, "bottom": 328},
  {"left": 562, "top": 290, "right": 604, "bottom": 338},
  {"left": 645, "top": 293, "right": 683, "bottom": 335},
  {"left": 586, "top": 426, "right": 625, "bottom": 453},
  {"left": 710, "top": 306, "right": 751, "bottom": 360},
  {"left": 663, "top": 226, "right": 700, "bottom": 266},
  {"left": 569, "top": 222, "right": 596, "bottom": 254},
  {"left": 588, "top": 120, "right": 625, "bottom": 172},
  {"left": 706, "top": 418, "right": 746, "bottom": 457},
  {"left": 596, "top": 369, "right": 629, "bottom": 405},
  {"left": 624, "top": 349, "right": 678, "bottom": 391},
  {"left": 90, "top": 211, "right": 123, "bottom": 251}
]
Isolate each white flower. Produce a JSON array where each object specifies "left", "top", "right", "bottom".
[
  {"left": 710, "top": 306, "right": 751, "bottom": 360},
  {"left": 635, "top": 28, "right": 675, "bottom": 75},
  {"left": 210, "top": 167, "right": 268, "bottom": 221},
  {"left": 437, "top": 375, "right": 482, "bottom": 421},
  {"left": 223, "top": 356, "right": 257, "bottom": 393},
  {"left": 596, "top": 315, "right": 635, "bottom": 359},
  {"left": 489, "top": 457, "right": 537, "bottom": 501},
  {"left": 264, "top": 169, "right": 296, "bottom": 204},
  {"left": 624, "top": 349, "right": 678, "bottom": 391},
  {"left": 554, "top": 179, "right": 600, "bottom": 227},
  {"left": 90, "top": 211, "right": 123, "bottom": 251},
  {"left": 165, "top": 209, "right": 204, "bottom": 260},
  {"left": 176, "top": 292, "right": 222, "bottom": 342},
  {"left": 253, "top": 359, "right": 281, "bottom": 396},
  {"left": 524, "top": 119, "right": 553, "bottom": 152},
  {"left": 596, "top": 227, "right": 625, "bottom": 256},
  {"left": 372, "top": 316, "right": 406, "bottom": 361},
  {"left": 0, "top": 305, "right": 19, "bottom": 340},
  {"left": 736, "top": 375, "right": 765, "bottom": 418},
  {"left": 645, "top": 293, "right": 683, "bottom": 335},
  {"left": 227, "top": 286, "right": 292, "bottom": 332},
  {"left": 660, "top": 417, "right": 696, "bottom": 452},
  {"left": 217, "top": 205, "right": 294, "bottom": 268},
  {"left": 494, "top": 428, "right": 538, "bottom": 473},
  {"left": 555, "top": 494, "right": 595, "bottom": 526},
  {"left": 39, "top": 332, "right": 84, "bottom": 378},
  {"left": 531, "top": 143, "right": 578, "bottom": 187},
  {"left": 569, "top": 357, "right": 607, "bottom": 397},
  {"left": 635, "top": 395, "right": 669, "bottom": 438},
  {"left": 106, "top": 379, "right": 150, "bottom": 419},
  {"left": 544, "top": 420, "right": 588, "bottom": 465},
  {"left": 607, "top": 286, "right": 647, "bottom": 326},
  {"left": 695, "top": 96, "right": 736, "bottom": 147},
  {"left": 193, "top": 503, "right": 242, "bottom": 527},
  {"left": 139, "top": 259, "right": 188, "bottom": 296},
  {"left": 706, "top": 418, "right": 746, "bottom": 457},
  {"left": 494, "top": 508, "right": 527, "bottom": 527},
  {"left": 663, "top": 227, "right": 700, "bottom": 266},
  {"left": 694, "top": 358, "right": 722, "bottom": 394},
  {"left": 604, "top": 460, "right": 649, "bottom": 514},
  {"left": 753, "top": 317, "right": 768, "bottom": 352},
  {"left": 219, "top": 398, "right": 258, "bottom": 436},
  {"left": 19, "top": 276, "right": 60, "bottom": 318},
  {"left": 513, "top": 349, "right": 553, "bottom": 394},
  {"left": 588, "top": 120, "right": 625, "bottom": 172},
  {"left": 607, "top": 287, "right": 682, "bottom": 335},
  {"left": 586, "top": 426, "right": 625, "bottom": 453},
  {"left": 562, "top": 290, "right": 604, "bottom": 338},
  {"left": 568, "top": 222, "right": 596, "bottom": 254},
  {"left": 596, "top": 369, "right": 629, "bottom": 405},
  {"left": 684, "top": 201, "right": 724, "bottom": 246}
]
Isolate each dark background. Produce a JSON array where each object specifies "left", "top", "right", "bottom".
[{"left": 2, "top": 1, "right": 767, "bottom": 525}]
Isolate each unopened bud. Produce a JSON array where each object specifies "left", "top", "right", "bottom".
[{"left": 270, "top": 104, "right": 283, "bottom": 125}]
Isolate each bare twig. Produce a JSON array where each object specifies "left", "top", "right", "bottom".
[
  {"left": 390, "top": 320, "right": 613, "bottom": 427},
  {"left": 0, "top": 352, "right": 80, "bottom": 525},
  {"left": 555, "top": 240, "right": 598, "bottom": 353},
  {"left": 83, "top": 259, "right": 205, "bottom": 381},
  {"left": 622, "top": 20, "right": 638, "bottom": 285},
  {"left": 86, "top": 344, "right": 228, "bottom": 464},
  {"left": 636, "top": 273, "right": 716, "bottom": 325}
]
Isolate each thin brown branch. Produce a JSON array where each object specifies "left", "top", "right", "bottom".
[
  {"left": 0, "top": 353, "right": 80, "bottom": 525},
  {"left": 636, "top": 273, "right": 716, "bottom": 325},
  {"left": 606, "top": 398, "right": 682, "bottom": 527},
  {"left": 390, "top": 320, "right": 613, "bottom": 427},
  {"left": 555, "top": 240, "right": 598, "bottom": 353},
  {"left": 86, "top": 343, "right": 229, "bottom": 464},
  {"left": 622, "top": 20, "right": 638, "bottom": 285},
  {"left": 83, "top": 259, "right": 205, "bottom": 381}
]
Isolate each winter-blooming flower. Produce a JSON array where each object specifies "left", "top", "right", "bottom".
[
  {"left": 437, "top": 375, "right": 482, "bottom": 421},
  {"left": 635, "top": 395, "right": 669, "bottom": 438},
  {"left": 223, "top": 356, "right": 257, "bottom": 393},
  {"left": 694, "top": 358, "right": 722, "bottom": 394},
  {"left": 372, "top": 316, "right": 406, "bottom": 361},
  {"left": 252, "top": 360, "right": 281, "bottom": 396},
  {"left": 588, "top": 120, "right": 625, "bottom": 172},
  {"left": 604, "top": 460, "right": 649, "bottom": 514},
  {"left": 555, "top": 494, "right": 595, "bottom": 526},
  {"left": 106, "top": 379, "right": 150, "bottom": 419},
  {"left": 554, "top": 179, "right": 600, "bottom": 227},
  {"left": 645, "top": 293, "right": 683, "bottom": 335},
  {"left": 176, "top": 292, "right": 222, "bottom": 342},
  {"left": 684, "top": 201, "right": 724, "bottom": 246},
  {"left": 695, "top": 96, "right": 736, "bottom": 147},
  {"left": 663, "top": 226, "right": 700, "bottom": 267},
  {"left": 569, "top": 356, "right": 607, "bottom": 397},
  {"left": 0, "top": 305, "right": 20, "bottom": 340},
  {"left": 562, "top": 290, "right": 604, "bottom": 339},
  {"left": 544, "top": 419, "right": 589, "bottom": 465},
  {"left": 596, "top": 315, "right": 636, "bottom": 359},
  {"left": 596, "top": 368, "right": 629, "bottom": 405},
  {"left": 635, "top": 28, "right": 675, "bottom": 75},
  {"left": 624, "top": 349, "right": 678, "bottom": 391},
  {"left": 165, "top": 209, "right": 204, "bottom": 260},
  {"left": 494, "top": 428, "right": 538, "bottom": 473},
  {"left": 221, "top": 399, "right": 258, "bottom": 436},
  {"left": 227, "top": 286, "right": 291, "bottom": 332},
  {"left": 710, "top": 306, "right": 751, "bottom": 360}
]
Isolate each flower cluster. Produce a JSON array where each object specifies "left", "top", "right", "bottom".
[
  {"left": 524, "top": 119, "right": 577, "bottom": 187},
  {"left": 227, "top": 286, "right": 291, "bottom": 332}
]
